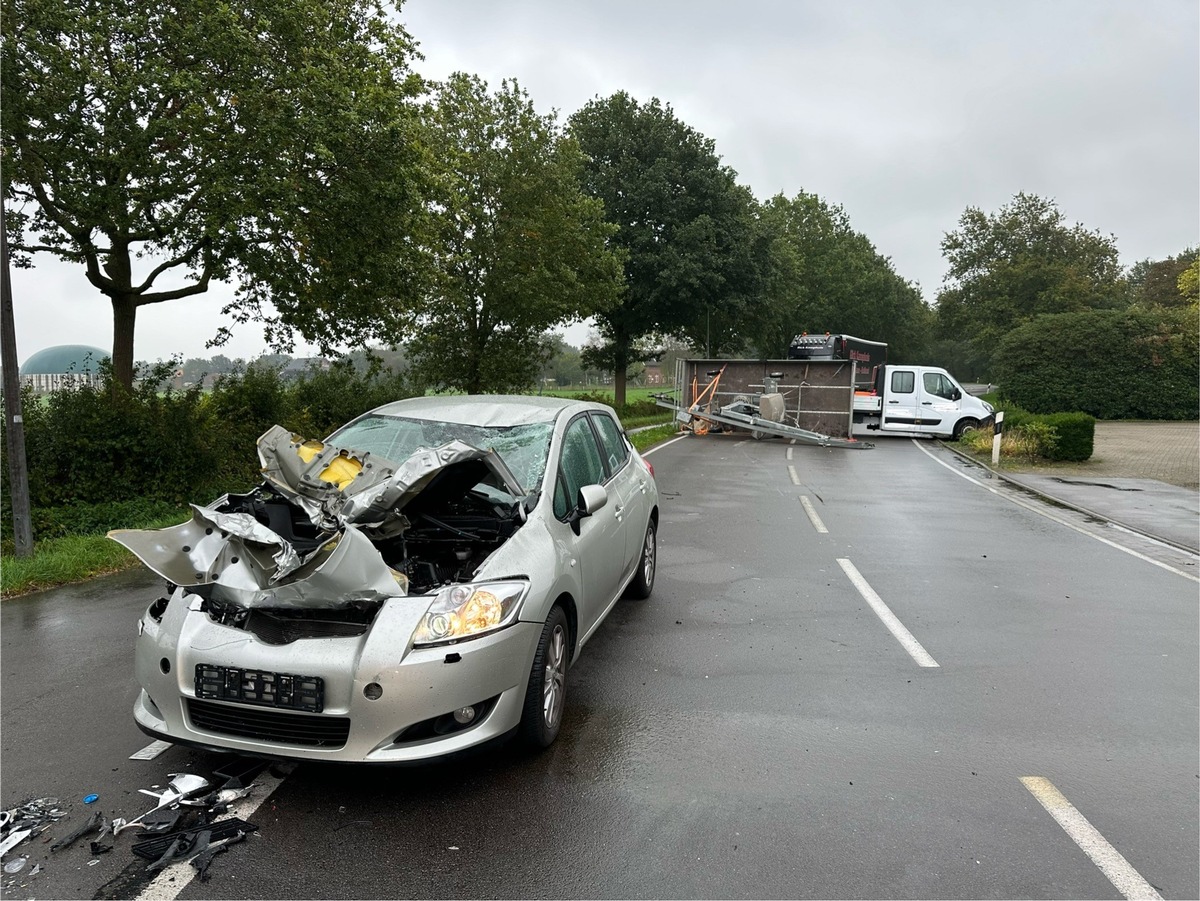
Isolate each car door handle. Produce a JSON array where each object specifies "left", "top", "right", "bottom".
[
  {"left": 922, "top": 401, "right": 932, "bottom": 405},
  {"left": 888, "top": 400, "right": 899, "bottom": 404},
  {"left": 614, "top": 504, "right": 624, "bottom": 518}
]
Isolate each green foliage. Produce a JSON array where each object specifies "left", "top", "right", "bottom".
[
  {"left": 29, "top": 498, "right": 186, "bottom": 541},
  {"left": 747, "top": 193, "right": 932, "bottom": 361},
  {"left": 1037, "top": 413, "right": 1095, "bottom": 462},
  {"left": 1, "top": 360, "right": 415, "bottom": 545},
  {"left": 1126, "top": 248, "right": 1198, "bottom": 309},
  {"left": 1, "top": 532, "right": 143, "bottom": 595},
  {"left": 15, "top": 361, "right": 219, "bottom": 508},
  {"left": 406, "top": 74, "right": 622, "bottom": 395},
  {"left": 994, "top": 308, "right": 1199, "bottom": 419},
  {"left": 2, "top": 0, "right": 432, "bottom": 387},
  {"left": 569, "top": 92, "right": 761, "bottom": 404},
  {"left": 936, "top": 193, "right": 1125, "bottom": 378},
  {"left": 628, "top": 424, "right": 677, "bottom": 455}
]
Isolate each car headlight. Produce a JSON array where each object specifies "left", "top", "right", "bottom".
[
  {"left": 983, "top": 401, "right": 995, "bottom": 413},
  {"left": 412, "top": 581, "right": 529, "bottom": 646}
]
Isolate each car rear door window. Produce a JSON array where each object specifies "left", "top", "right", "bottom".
[{"left": 589, "top": 412, "right": 629, "bottom": 476}]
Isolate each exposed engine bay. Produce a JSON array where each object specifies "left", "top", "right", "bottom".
[{"left": 110, "top": 426, "right": 530, "bottom": 632}]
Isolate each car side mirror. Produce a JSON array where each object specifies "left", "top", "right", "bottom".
[
  {"left": 950, "top": 389, "right": 962, "bottom": 401},
  {"left": 568, "top": 484, "right": 608, "bottom": 535}
]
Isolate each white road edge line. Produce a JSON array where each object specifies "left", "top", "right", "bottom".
[
  {"left": 837, "top": 558, "right": 939, "bottom": 667},
  {"left": 799, "top": 496, "right": 828, "bottom": 533},
  {"left": 641, "top": 434, "right": 687, "bottom": 456},
  {"left": 1020, "top": 776, "right": 1162, "bottom": 901},
  {"left": 787, "top": 464, "right": 801, "bottom": 486},
  {"left": 911, "top": 440, "right": 1199, "bottom": 583},
  {"left": 135, "top": 768, "right": 287, "bottom": 901},
  {"left": 786, "top": 447, "right": 794, "bottom": 461}
]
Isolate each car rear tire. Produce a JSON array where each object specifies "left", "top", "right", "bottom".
[
  {"left": 953, "top": 418, "right": 980, "bottom": 440},
  {"left": 623, "top": 518, "right": 657, "bottom": 600},
  {"left": 518, "top": 605, "right": 569, "bottom": 749}
]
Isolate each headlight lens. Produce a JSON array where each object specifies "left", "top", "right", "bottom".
[
  {"left": 983, "top": 401, "right": 995, "bottom": 413},
  {"left": 413, "top": 581, "right": 528, "bottom": 646}
]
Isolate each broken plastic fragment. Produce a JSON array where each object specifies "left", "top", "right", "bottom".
[
  {"left": 50, "top": 810, "right": 102, "bottom": 852},
  {"left": 83, "top": 793, "right": 99, "bottom": 804},
  {"left": 3, "top": 857, "right": 27, "bottom": 874},
  {"left": 113, "top": 774, "right": 210, "bottom": 835},
  {"left": 0, "top": 828, "right": 30, "bottom": 857}
]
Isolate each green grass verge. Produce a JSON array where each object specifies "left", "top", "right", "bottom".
[
  {"left": 621, "top": 412, "right": 674, "bottom": 429},
  {"left": 1, "top": 513, "right": 186, "bottom": 597},
  {"left": 629, "top": 423, "right": 679, "bottom": 454}
]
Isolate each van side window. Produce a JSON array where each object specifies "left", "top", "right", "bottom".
[
  {"left": 923, "top": 372, "right": 956, "bottom": 399},
  {"left": 891, "top": 370, "right": 915, "bottom": 394}
]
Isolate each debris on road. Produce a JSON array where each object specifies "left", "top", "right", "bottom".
[{"left": 50, "top": 810, "right": 105, "bottom": 852}]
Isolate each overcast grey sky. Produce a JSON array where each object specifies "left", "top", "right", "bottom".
[{"left": 11, "top": 0, "right": 1198, "bottom": 367}]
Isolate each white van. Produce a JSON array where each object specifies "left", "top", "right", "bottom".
[{"left": 852, "top": 365, "right": 994, "bottom": 439}]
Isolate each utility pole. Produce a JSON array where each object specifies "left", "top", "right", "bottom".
[{"left": 1, "top": 190, "right": 34, "bottom": 557}]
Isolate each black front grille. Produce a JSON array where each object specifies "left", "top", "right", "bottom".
[{"left": 187, "top": 698, "right": 350, "bottom": 748}]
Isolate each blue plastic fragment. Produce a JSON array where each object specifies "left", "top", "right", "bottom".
[{"left": 83, "top": 794, "right": 99, "bottom": 804}]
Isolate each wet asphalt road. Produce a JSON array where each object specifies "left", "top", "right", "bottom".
[{"left": 2, "top": 435, "right": 1197, "bottom": 900}]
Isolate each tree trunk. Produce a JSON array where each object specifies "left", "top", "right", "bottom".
[
  {"left": 612, "top": 342, "right": 629, "bottom": 409},
  {"left": 1, "top": 191, "right": 34, "bottom": 556},
  {"left": 111, "top": 295, "right": 138, "bottom": 394}
]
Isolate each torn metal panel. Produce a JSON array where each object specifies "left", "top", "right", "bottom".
[{"left": 109, "top": 502, "right": 302, "bottom": 589}]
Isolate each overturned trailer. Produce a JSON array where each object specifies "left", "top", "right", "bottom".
[{"left": 656, "top": 358, "right": 873, "bottom": 449}]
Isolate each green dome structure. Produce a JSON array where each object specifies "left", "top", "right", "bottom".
[{"left": 20, "top": 344, "right": 109, "bottom": 391}]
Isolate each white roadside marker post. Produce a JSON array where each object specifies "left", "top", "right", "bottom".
[{"left": 991, "top": 411, "right": 1004, "bottom": 466}]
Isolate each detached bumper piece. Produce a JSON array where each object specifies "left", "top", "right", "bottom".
[
  {"left": 131, "top": 818, "right": 258, "bottom": 861},
  {"left": 187, "top": 699, "right": 350, "bottom": 748}
]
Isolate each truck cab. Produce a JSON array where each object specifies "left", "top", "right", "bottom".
[{"left": 852, "top": 365, "right": 994, "bottom": 439}]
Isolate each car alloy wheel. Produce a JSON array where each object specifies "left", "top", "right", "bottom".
[{"left": 542, "top": 622, "right": 566, "bottom": 730}]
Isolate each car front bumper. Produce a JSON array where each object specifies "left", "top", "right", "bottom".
[{"left": 133, "top": 591, "right": 542, "bottom": 763}]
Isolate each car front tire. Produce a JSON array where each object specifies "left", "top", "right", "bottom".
[{"left": 518, "top": 605, "right": 569, "bottom": 749}]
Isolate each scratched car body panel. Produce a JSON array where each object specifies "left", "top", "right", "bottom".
[{"left": 117, "top": 395, "right": 659, "bottom": 762}]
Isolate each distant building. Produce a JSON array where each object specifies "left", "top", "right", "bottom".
[
  {"left": 643, "top": 362, "right": 665, "bottom": 386},
  {"left": 19, "top": 344, "right": 109, "bottom": 392}
]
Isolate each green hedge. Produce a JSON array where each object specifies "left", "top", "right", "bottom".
[
  {"left": 993, "top": 308, "right": 1198, "bottom": 419},
  {"left": 1, "top": 359, "right": 414, "bottom": 543},
  {"left": 998, "top": 404, "right": 1095, "bottom": 461},
  {"left": 1036, "top": 412, "right": 1095, "bottom": 462}
]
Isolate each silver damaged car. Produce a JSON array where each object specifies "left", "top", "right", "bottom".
[{"left": 113, "top": 395, "right": 659, "bottom": 762}]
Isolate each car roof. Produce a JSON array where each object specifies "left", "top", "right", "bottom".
[{"left": 365, "top": 394, "right": 608, "bottom": 427}]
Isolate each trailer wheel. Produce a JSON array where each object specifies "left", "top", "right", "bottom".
[{"left": 953, "top": 418, "right": 980, "bottom": 439}]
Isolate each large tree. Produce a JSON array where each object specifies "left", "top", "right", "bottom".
[
  {"left": 1125, "top": 248, "right": 1198, "bottom": 309},
  {"left": 935, "top": 192, "right": 1124, "bottom": 377},
  {"left": 569, "top": 93, "right": 759, "bottom": 406},
  {"left": 403, "top": 74, "right": 622, "bottom": 395},
  {"left": 746, "top": 192, "right": 930, "bottom": 361},
  {"left": 2, "top": 0, "right": 431, "bottom": 390}
]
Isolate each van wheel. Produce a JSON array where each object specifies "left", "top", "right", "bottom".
[{"left": 953, "top": 418, "right": 980, "bottom": 439}]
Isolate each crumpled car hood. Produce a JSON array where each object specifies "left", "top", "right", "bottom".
[
  {"left": 110, "top": 425, "right": 527, "bottom": 609},
  {"left": 256, "top": 425, "right": 524, "bottom": 538}
]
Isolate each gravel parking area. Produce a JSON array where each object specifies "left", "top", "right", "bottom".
[{"left": 1015, "top": 421, "right": 1199, "bottom": 489}]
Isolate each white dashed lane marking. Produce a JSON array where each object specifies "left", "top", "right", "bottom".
[
  {"left": 1021, "top": 776, "right": 1162, "bottom": 900},
  {"left": 837, "top": 558, "right": 939, "bottom": 667}
]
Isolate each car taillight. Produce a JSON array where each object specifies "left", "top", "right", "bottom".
[{"left": 642, "top": 457, "right": 655, "bottom": 478}]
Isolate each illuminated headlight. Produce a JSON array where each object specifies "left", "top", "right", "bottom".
[{"left": 412, "top": 581, "right": 529, "bottom": 646}]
